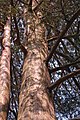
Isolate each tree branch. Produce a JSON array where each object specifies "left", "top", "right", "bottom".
[
  {"left": 47, "top": 34, "right": 80, "bottom": 42},
  {"left": 11, "top": 0, "right": 27, "bottom": 54},
  {"left": 77, "top": 21, "right": 80, "bottom": 34},
  {"left": 48, "top": 68, "right": 80, "bottom": 91},
  {"left": 28, "top": 0, "right": 32, "bottom": 12},
  {"left": 17, "top": 0, "right": 28, "bottom": 5},
  {"left": 69, "top": 116, "right": 80, "bottom": 120},
  {"left": 60, "top": 0, "right": 69, "bottom": 23},
  {"left": 55, "top": 51, "right": 73, "bottom": 61},
  {"left": 46, "top": 9, "right": 80, "bottom": 64},
  {"left": 33, "top": 0, "right": 43, "bottom": 13},
  {"left": 49, "top": 60, "right": 80, "bottom": 73}
]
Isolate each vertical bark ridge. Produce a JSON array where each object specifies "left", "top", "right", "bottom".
[{"left": 0, "top": 17, "right": 11, "bottom": 120}]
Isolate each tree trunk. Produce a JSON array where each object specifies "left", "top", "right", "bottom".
[
  {"left": 0, "top": 17, "right": 11, "bottom": 120},
  {"left": 18, "top": 1, "right": 55, "bottom": 120}
]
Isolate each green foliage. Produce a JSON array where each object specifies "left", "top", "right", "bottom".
[
  {"left": 11, "top": 6, "right": 19, "bottom": 16},
  {"left": 0, "top": 0, "right": 10, "bottom": 16}
]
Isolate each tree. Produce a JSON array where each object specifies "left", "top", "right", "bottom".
[
  {"left": 0, "top": 17, "right": 11, "bottom": 120},
  {"left": 0, "top": 0, "right": 80, "bottom": 120},
  {"left": 17, "top": 0, "right": 55, "bottom": 120}
]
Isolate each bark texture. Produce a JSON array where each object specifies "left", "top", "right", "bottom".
[
  {"left": 0, "top": 17, "right": 11, "bottom": 120},
  {"left": 18, "top": 1, "right": 55, "bottom": 120}
]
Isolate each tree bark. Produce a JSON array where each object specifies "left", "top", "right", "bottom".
[
  {"left": 18, "top": 1, "right": 55, "bottom": 120},
  {"left": 0, "top": 17, "right": 11, "bottom": 120}
]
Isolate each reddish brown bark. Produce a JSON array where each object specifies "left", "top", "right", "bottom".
[
  {"left": 18, "top": 1, "right": 55, "bottom": 120},
  {"left": 0, "top": 17, "right": 11, "bottom": 120}
]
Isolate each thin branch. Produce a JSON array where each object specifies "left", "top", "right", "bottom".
[
  {"left": 28, "top": 0, "right": 32, "bottom": 12},
  {"left": 67, "top": 38, "right": 79, "bottom": 51},
  {"left": 66, "top": 67, "right": 80, "bottom": 90},
  {"left": 46, "top": 9, "right": 80, "bottom": 64},
  {"left": 60, "top": 0, "right": 69, "bottom": 23},
  {"left": 77, "top": 21, "right": 80, "bottom": 34},
  {"left": 17, "top": 0, "right": 28, "bottom": 5},
  {"left": 47, "top": 34, "right": 80, "bottom": 42},
  {"left": 69, "top": 116, "right": 80, "bottom": 120},
  {"left": 48, "top": 68, "right": 80, "bottom": 90},
  {"left": 11, "top": 0, "right": 27, "bottom": 54},
  {"left": 14, "top": 17, "right": 27, "bottom": 54},
  {"left": 33, "top": 0, "right": 43, "bottom": 12},
  {"left": 9, "top": 108, "right": 17, "bottom": 120},
  {"left": 49, "top": 60, "right": 80, "bottom": 73},
  {"left": 55, "top": 51, "right": 73, "bottom": 61},
  {"left": 0, "top": 22, "right": 4, "bottom": 34}
]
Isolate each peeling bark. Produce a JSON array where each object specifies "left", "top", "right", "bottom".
[
  {"left": 18, "top": 1, "right": 55, "bottom": 120},
  {"left": 0, "top": 17, "right": 11, "bottom": 120}
]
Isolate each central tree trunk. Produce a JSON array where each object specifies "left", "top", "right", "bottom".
[{"left": 18, "top": 1, "right": 55, "bottom": 120}]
